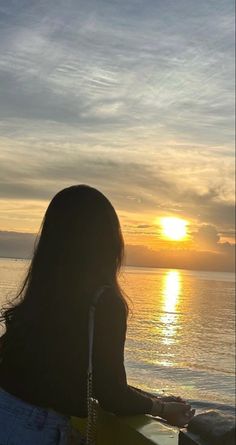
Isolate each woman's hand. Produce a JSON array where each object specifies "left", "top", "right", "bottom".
[
  {"left": 151, "top": 400, "right": 195, "bottom": 427},
  {"left": 159, "top": 395, "right": 186, "bottom": 403},
  {"left": 162, "top": 402, "right": 195, "bottom": 427}
]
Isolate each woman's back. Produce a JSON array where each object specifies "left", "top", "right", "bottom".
[
  {"left": 0, "top": 291, "right": 91, "bottom": 415},
  {"left": 0, "top": 286, "right": 145, "bottom": 417}
]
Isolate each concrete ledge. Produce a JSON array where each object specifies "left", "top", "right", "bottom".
[
  {"left": 72, "top": 410, "right": 235, "bottom": 445},
  {"left": 71, "top": 410, "right": 179, "bottom": 445}
]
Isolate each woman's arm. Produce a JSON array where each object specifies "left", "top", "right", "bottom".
[
  {"left": 93, "top": 288, "right": 153, "bottom": 415},
  {"left": 92, "top": 288, "right": 195, "bottom": 426}
]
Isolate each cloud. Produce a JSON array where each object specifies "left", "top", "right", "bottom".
[
  {"left": 0, "top": 0, "right": 234, "bottom": 143},
  {"left": 1, "top": 230, "right": 234, "bottom": 272},
  {"left": 125, "top": 242, "right": 235, "bottom": 272},
  {"left": 193, "top": 224, "right": 220, "bottom": 250},
  {"left": 192, "top": 224, "right": 236, "bottom": 261},
  {"left": 0, "top": 231, "right": 35, "bottom": 259},
  {"left": 0, "top": 144, "right": 234, "bottom": 232}
]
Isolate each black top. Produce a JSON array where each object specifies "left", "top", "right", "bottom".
[{"left": 0, "top": 287, "right": 153, "bottom": 416}]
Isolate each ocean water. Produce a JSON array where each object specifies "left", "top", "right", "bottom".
[{"left": 0, "top": 258, "right": 235, "bottom": 413}]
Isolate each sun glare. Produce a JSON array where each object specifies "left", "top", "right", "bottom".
[{"left": 161, "top": 217, "right": 188, "bottom": 241}]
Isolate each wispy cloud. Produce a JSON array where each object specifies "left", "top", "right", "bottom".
[
  {"left": 0, "top": 141, "right": 234, "bottom": 231},
  {"left": 0, "top": 0, "right": 234, "bottom": 139}
]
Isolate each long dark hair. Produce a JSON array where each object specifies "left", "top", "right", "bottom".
[{"left": 1, "top": 185, "right": 128, "bottom": 335}]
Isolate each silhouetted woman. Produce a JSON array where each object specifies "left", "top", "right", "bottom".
[{"left": 0, "top": 185, "right": 194, "bottom": 444}]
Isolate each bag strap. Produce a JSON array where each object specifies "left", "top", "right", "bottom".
[
  {"left": 86, "top": 285, "right": 110, "bottom": 445},
  {"left": 88, "top": 285, "right": 110, "bottom": 375}
]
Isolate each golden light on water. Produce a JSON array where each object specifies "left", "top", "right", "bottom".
[
  {"left": 160, "top": 270, "right": 181, "bottom": 345},
  {"left": 160, "top": 217, "right": 188, "bottom": 241},
  {"left": 164, "top": 270, "right": 180, "bottom": 312}
]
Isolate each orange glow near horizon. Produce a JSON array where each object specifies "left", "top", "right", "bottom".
[{"left": 160, "top": 217, "right": 188, "bottom": 241}]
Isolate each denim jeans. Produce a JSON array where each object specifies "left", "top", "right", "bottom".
[{"left": 0, "top": 387, "right": 71, "bottom": 445}]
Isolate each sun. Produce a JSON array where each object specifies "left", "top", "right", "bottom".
[{"left": 160, "top": 217, "right": 188, "bottom": 241}]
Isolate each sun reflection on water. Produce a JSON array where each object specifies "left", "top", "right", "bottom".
[{"left": 160, "top": 270, "right": 181, "bottom": 345}]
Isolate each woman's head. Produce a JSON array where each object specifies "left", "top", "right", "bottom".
[
  {"left": 36, "top": 185, "right": 124, "bottom": 288},
  {"left": 1, "top": 185, "right": 127, "bottom": 328}
]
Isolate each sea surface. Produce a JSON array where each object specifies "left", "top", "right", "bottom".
[{"left": 0, "top": 257, "right": 235, "bottom": 414}]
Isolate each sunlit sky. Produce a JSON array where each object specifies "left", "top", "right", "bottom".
[{"left": 0, "top": 0, "right": 235, "bottom": 271}]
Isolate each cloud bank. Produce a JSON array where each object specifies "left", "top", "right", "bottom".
[{"left": 0, "top": 228, "right": 234, "bottom": 272}]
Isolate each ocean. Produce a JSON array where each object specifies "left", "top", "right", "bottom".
[{"left": 0, "top": 257, "right": 235, "bottom": 414}]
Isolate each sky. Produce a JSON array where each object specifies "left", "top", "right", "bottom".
[{"left": 0, "top": 0, "right": 235, "bottom": 271}]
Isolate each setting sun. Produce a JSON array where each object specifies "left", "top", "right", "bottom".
[{"left": 160, "top": 217, "right": 188, "bottom": 241}]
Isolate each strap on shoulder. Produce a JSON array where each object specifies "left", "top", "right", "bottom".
[{"left": 88, "top": 285, "right": 111, "bottom": 374}]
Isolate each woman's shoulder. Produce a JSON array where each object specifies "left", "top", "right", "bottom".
[{"left": 95, "top": 285, "right": 127, "bottom": 320}]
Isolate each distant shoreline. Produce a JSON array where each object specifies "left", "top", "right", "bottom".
[{"left": 0, "top": 256, "right": 235, "bottom": 276}]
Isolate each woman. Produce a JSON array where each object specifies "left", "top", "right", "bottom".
[{"left": 0, "top": 185, "right": 194, "bottom": 444}]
